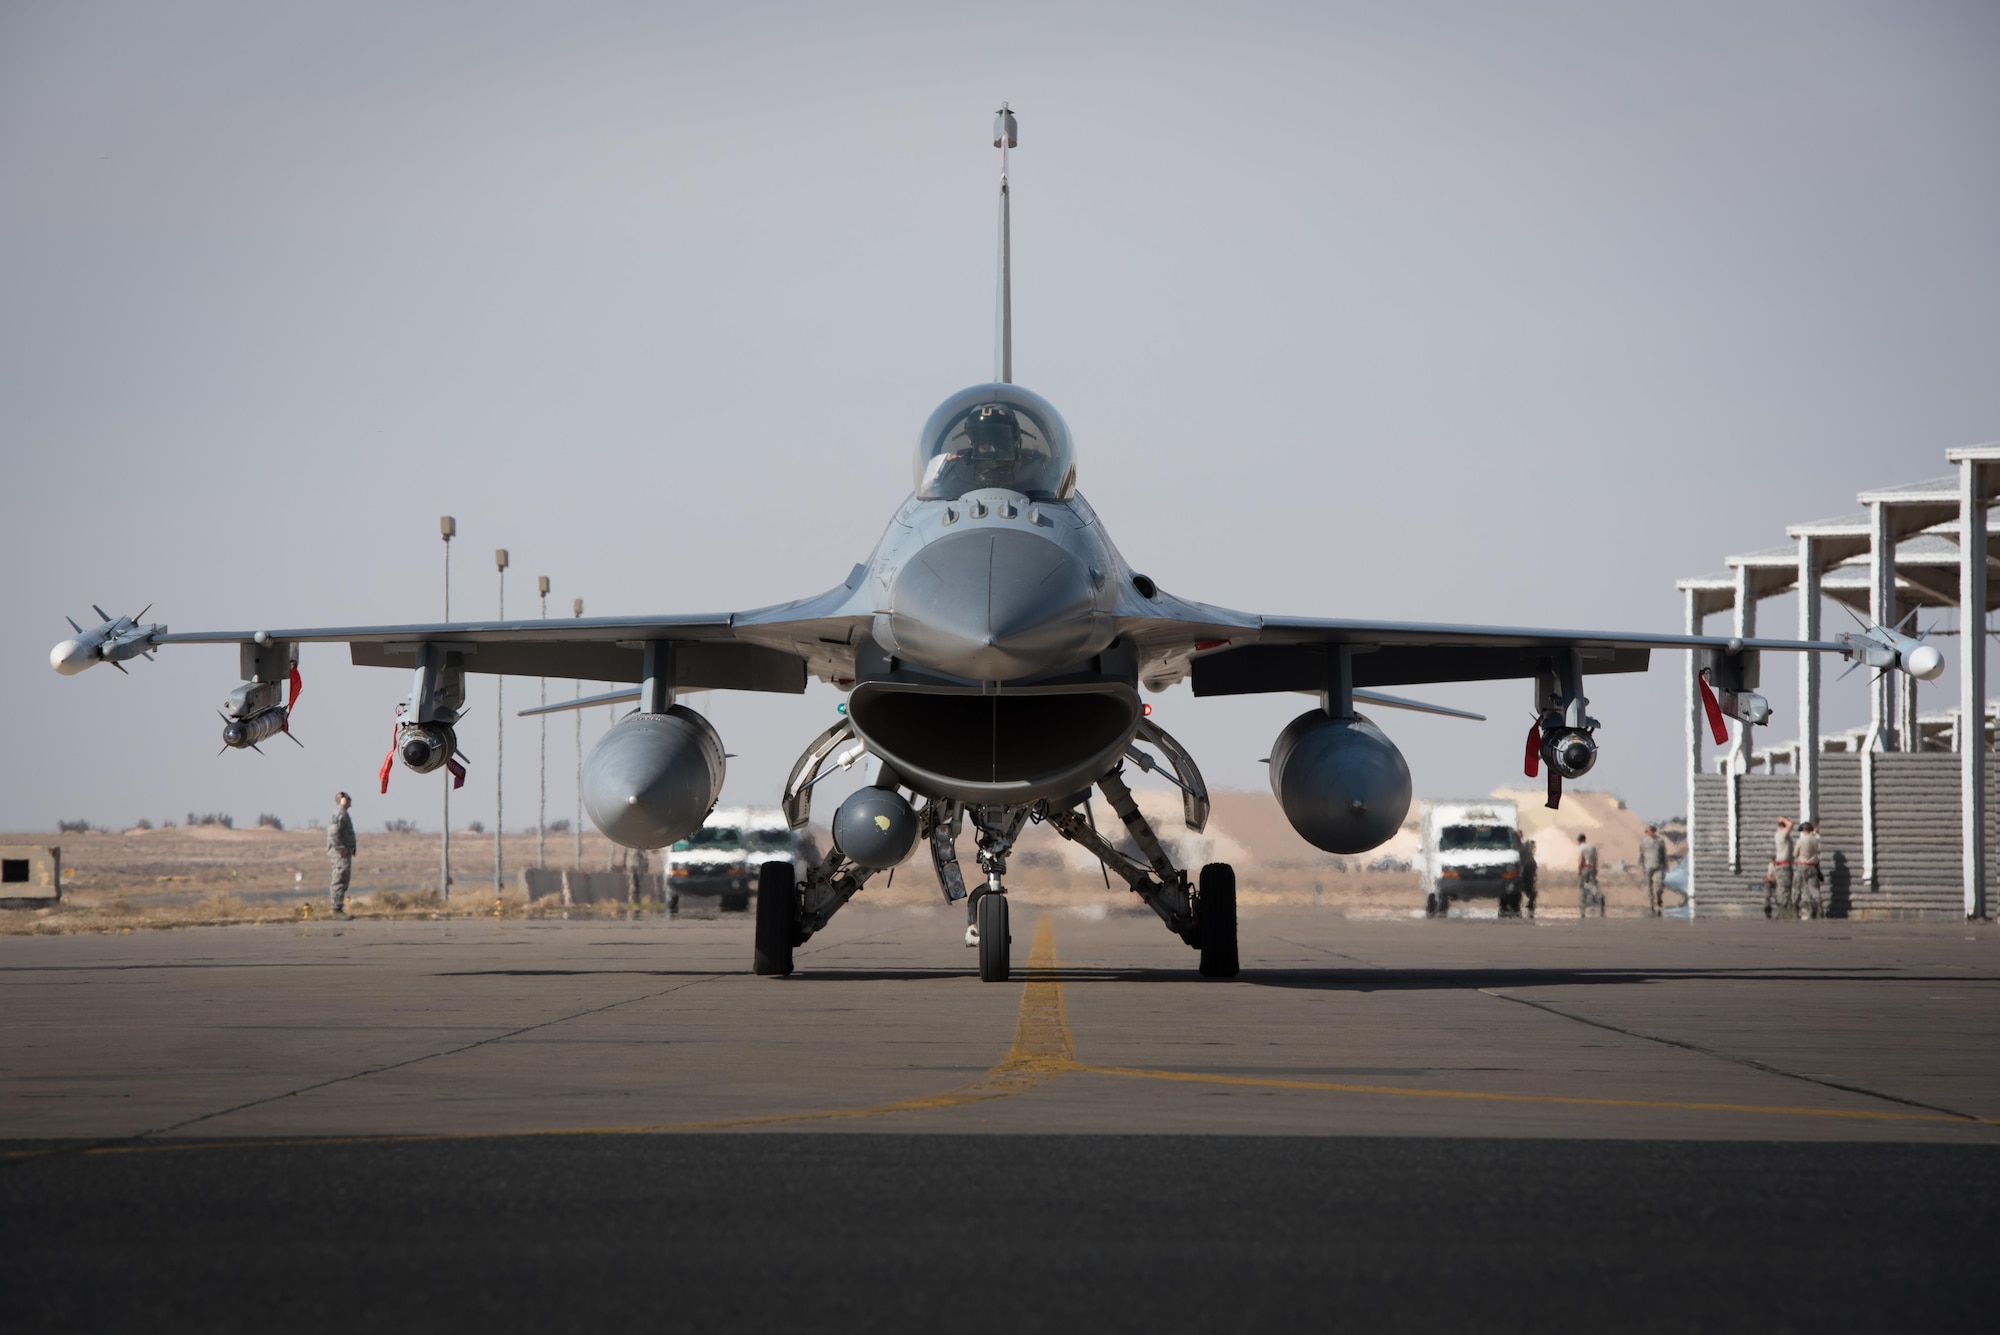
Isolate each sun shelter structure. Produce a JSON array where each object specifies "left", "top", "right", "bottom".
[{"left": 1676, "top": 445, "right": 2000, "bottom": 919}]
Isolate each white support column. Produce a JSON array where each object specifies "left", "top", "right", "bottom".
[
  {"left": 1868, "top": 501, "right": 1899, "bottom": 752},
  {"left": 1960, "top": 459, "right": 1987, "bottom": 919},
  {"left": 1730, "top": 563, "right": 1757, "bottom": 773},
  {"left": 1797, "top": 535, "right": 1821, "bottom": 823},
  {"left": 1860, "top": 745, "right": 1877, "bottom": 890},
  {"left": 1685, "top": 589, "right": 1702, "bottom": 916}
]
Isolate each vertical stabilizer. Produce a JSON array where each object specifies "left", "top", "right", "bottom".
[{"left": 993, "top": 103, "right": 1018, "bottom": 384}]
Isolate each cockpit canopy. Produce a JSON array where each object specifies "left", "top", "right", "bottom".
[{"left": 914, "top": 383, "right": 1076, "bottom": 501}]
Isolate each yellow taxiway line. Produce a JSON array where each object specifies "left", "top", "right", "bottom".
[{"left": 8, "top": 913, "right": 1993, "bottom": 1160}]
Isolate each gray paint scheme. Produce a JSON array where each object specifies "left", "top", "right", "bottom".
[{"left": 45, "top": 106, "right": 1930, "bottom": 975}]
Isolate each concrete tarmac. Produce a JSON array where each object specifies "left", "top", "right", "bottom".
[
  {"left": 3, "top": 905, "right": 1994, "bottom": 1142},
  {"left": 4, "top": 906, "right": 1996, "bottom": 1331}
]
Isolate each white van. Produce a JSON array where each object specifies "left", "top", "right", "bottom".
[{"left": 1420, "top": 799, "right": 1525, "bottom": 918}]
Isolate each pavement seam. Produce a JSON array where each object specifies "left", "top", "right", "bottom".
[
  {"left": 1065, "top": 1063, "right": 2000, "bottom": 1126},
  {"left": 1478, "top": 987, "right": 1987, "bottom": 1123},
  {"left": 92, "top": 971, "right": 733, "bottom": 1152},
  {"left": 3, "top": 915, "right": 1078, "bottom": 1158},
  {"left": 1272, "top": 936, "right": 1385, "bottom": 969}
]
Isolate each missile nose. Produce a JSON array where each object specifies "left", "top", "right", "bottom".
[
  {"left": 50, "top": 639, "right": 91, "bottom": 675},
  {"left": 1904, "top": 643, "right": 1944, "bottom": 681}
]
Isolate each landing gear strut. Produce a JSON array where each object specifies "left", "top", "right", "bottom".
[{"left": 1039, "top": 723, "right": 1239, "bottom": 979}]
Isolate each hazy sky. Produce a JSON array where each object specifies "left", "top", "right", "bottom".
[{"left": 3, "top": 1, "right": 1994, "bottom": 840}]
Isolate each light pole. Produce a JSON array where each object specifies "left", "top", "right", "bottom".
[
  {"left": 606, "top": 681, "right": 619, "bottom": 871},
  {"left": 537, "top": 575, "right": 549, "bottom": 870},
  {"left": 572, "top": 597, "right": 584, "bottom": 871},
  {"left": 440, "top": 515, "right": 455, "bottom": 904},
  {"left": 494, "top": 547, "right": 508, "bottom": 901}
]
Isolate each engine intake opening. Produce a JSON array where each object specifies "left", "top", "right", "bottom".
[{"left": 846, "top": 682, "right": 1140, "bottom": 803}]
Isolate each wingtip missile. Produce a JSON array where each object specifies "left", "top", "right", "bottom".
[
  {"left": 1839, "top": 625, "right": 1945, "bottom": 682},
  {"left": 49, "top": 607, "right": 166, "bottom": 675}
]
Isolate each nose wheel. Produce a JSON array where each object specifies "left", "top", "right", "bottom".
[{"left": 976, "top": 892, "right": 1011, "bottom": 982}]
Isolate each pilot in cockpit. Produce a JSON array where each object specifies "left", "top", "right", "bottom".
[
  {"left": 914, "top": 383, "right": 1074, "bottom": 502},
  {"left": 959, "top": 404, "right": 1024, "bottom": 487}
]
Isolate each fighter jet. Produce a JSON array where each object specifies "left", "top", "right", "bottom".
[{"left": 50, "top": 106, "right": 1941, "bottom": 982}]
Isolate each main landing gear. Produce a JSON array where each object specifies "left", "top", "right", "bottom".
[{"left": 763, "top": 716, "right": 1239, "bottom": 982}]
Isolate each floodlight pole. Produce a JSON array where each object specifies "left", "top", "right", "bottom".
[
  {"left": 573, "top": 597, "right": 584, "bottom": 872},
  {"left": 494, "top": 548, "right": 508, "bottom": 901},
  {"left": 607, "top": 681, "right": 619, "bottom": 871},
  {"left": 537, "top": 575, "right": 549, "bottom": 870},
  {"left": 440, "top": 515, "right": 455, "bottom": 904}
]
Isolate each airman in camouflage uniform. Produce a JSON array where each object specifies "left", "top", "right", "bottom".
[
  {"left": 1576, "top": 833, "right": 1604, "bottom": 916},
  {"left": 1765, "top": 817, "right": 1794, "bottom": 919},
  {"left": 1638, "top": 825, "right": 1670, "bottom": 916},
  {"left": 328, "top": 791, "right": 356, "bottom": 919},
  {"left": 1792, "top": 821, "right": 1823, "bottom": 919}
]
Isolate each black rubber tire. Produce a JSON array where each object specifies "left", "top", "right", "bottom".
[
  {"left": 1499, "top": 891, "right": 1521, "bottom": 917},
  {"left": 976, "top": 893, "right": 1010, "bottom": 982},
  {"left": 752, "top": 861, "right": 796, "bottom": 977},
  {"left": 721, "top": 890, "right": 751, "bottom": 914},
  {"left": 1197, "top": 863, "right": 1239, "bottom": 979},
  {"left": 1428, "top": 893, "right": 1448, "bottom": 919}
]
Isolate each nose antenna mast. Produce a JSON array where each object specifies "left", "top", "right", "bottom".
[{"left": 993, "top": 103, "right": 1018, "bottom": 384}]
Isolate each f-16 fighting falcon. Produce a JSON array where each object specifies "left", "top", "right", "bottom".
[{"left": 49, "top": 106, "right": 1944, "bottom": 983}]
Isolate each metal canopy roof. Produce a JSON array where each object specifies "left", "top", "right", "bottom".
[
  {"left": 1822, "top": 532, "right": 2000, "bottom": 614},
  {"left": 1681, "top": 449, "right": 2000, "bottom": 619},
  {"left": 1672, "top": 572, "right": 1737, "bottom": 620}
]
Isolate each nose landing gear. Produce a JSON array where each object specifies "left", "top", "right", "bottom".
[{"left": 974, "top": 890, "right": 1012, "bottom": 982}]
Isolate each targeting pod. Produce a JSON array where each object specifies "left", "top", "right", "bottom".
[
  {"left": 398, "top": 722, "right": 458, "bottom": 775},
  {"left": 1541, "top": 727, "right": 1599, "bottom": 779}
]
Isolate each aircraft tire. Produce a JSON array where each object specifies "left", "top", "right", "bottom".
[
  {"left": 1197, "top": 863, "right": 1239, "bottom": 979},
  {"left": 977, "top": 893, "right": 1011, "bottom": 982},
  {"left": 753, "top": 861, "right": 796, "bottom": 977}
]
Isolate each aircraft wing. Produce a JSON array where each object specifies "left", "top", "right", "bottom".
[
  {"left": 1118, "top": 599, "right": 1853, "bottom": 697},
  {"left": 133, "top": 577, "right": 877, "bottom": 694}
]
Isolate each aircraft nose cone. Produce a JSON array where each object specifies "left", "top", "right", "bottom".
[
  {"left": 50, "top": 639, "right": 90, "bottom": 675},
  {"left": 888, "top": 527, "right": 1104, "bottom": 680}
]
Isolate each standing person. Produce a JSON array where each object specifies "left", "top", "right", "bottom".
[
  {"left": 327, "top": 791, "right": 357, "bottom": 920},
  {"left": 1792, "top": 821, "right": 1823, "bottom": 919},
  {"left": 1766, "top": 817, "right": 1795, "bottom": 920},
  {"left": 1519, "top": 837, "right": 1539, "bottom": 918},
  {"left": 1638, "top": 825, "right": 1670, "bottom": 917},
  {"left": 624, "top": 843, "right": 650, "bottom": 908},
  {"left": 1575, "top": 833, "right": 1603, "bottom": 916}
]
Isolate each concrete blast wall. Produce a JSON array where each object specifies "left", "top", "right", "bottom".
[{"left": 1693, "top": 752, "right": 1990, "bottom": 918}]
